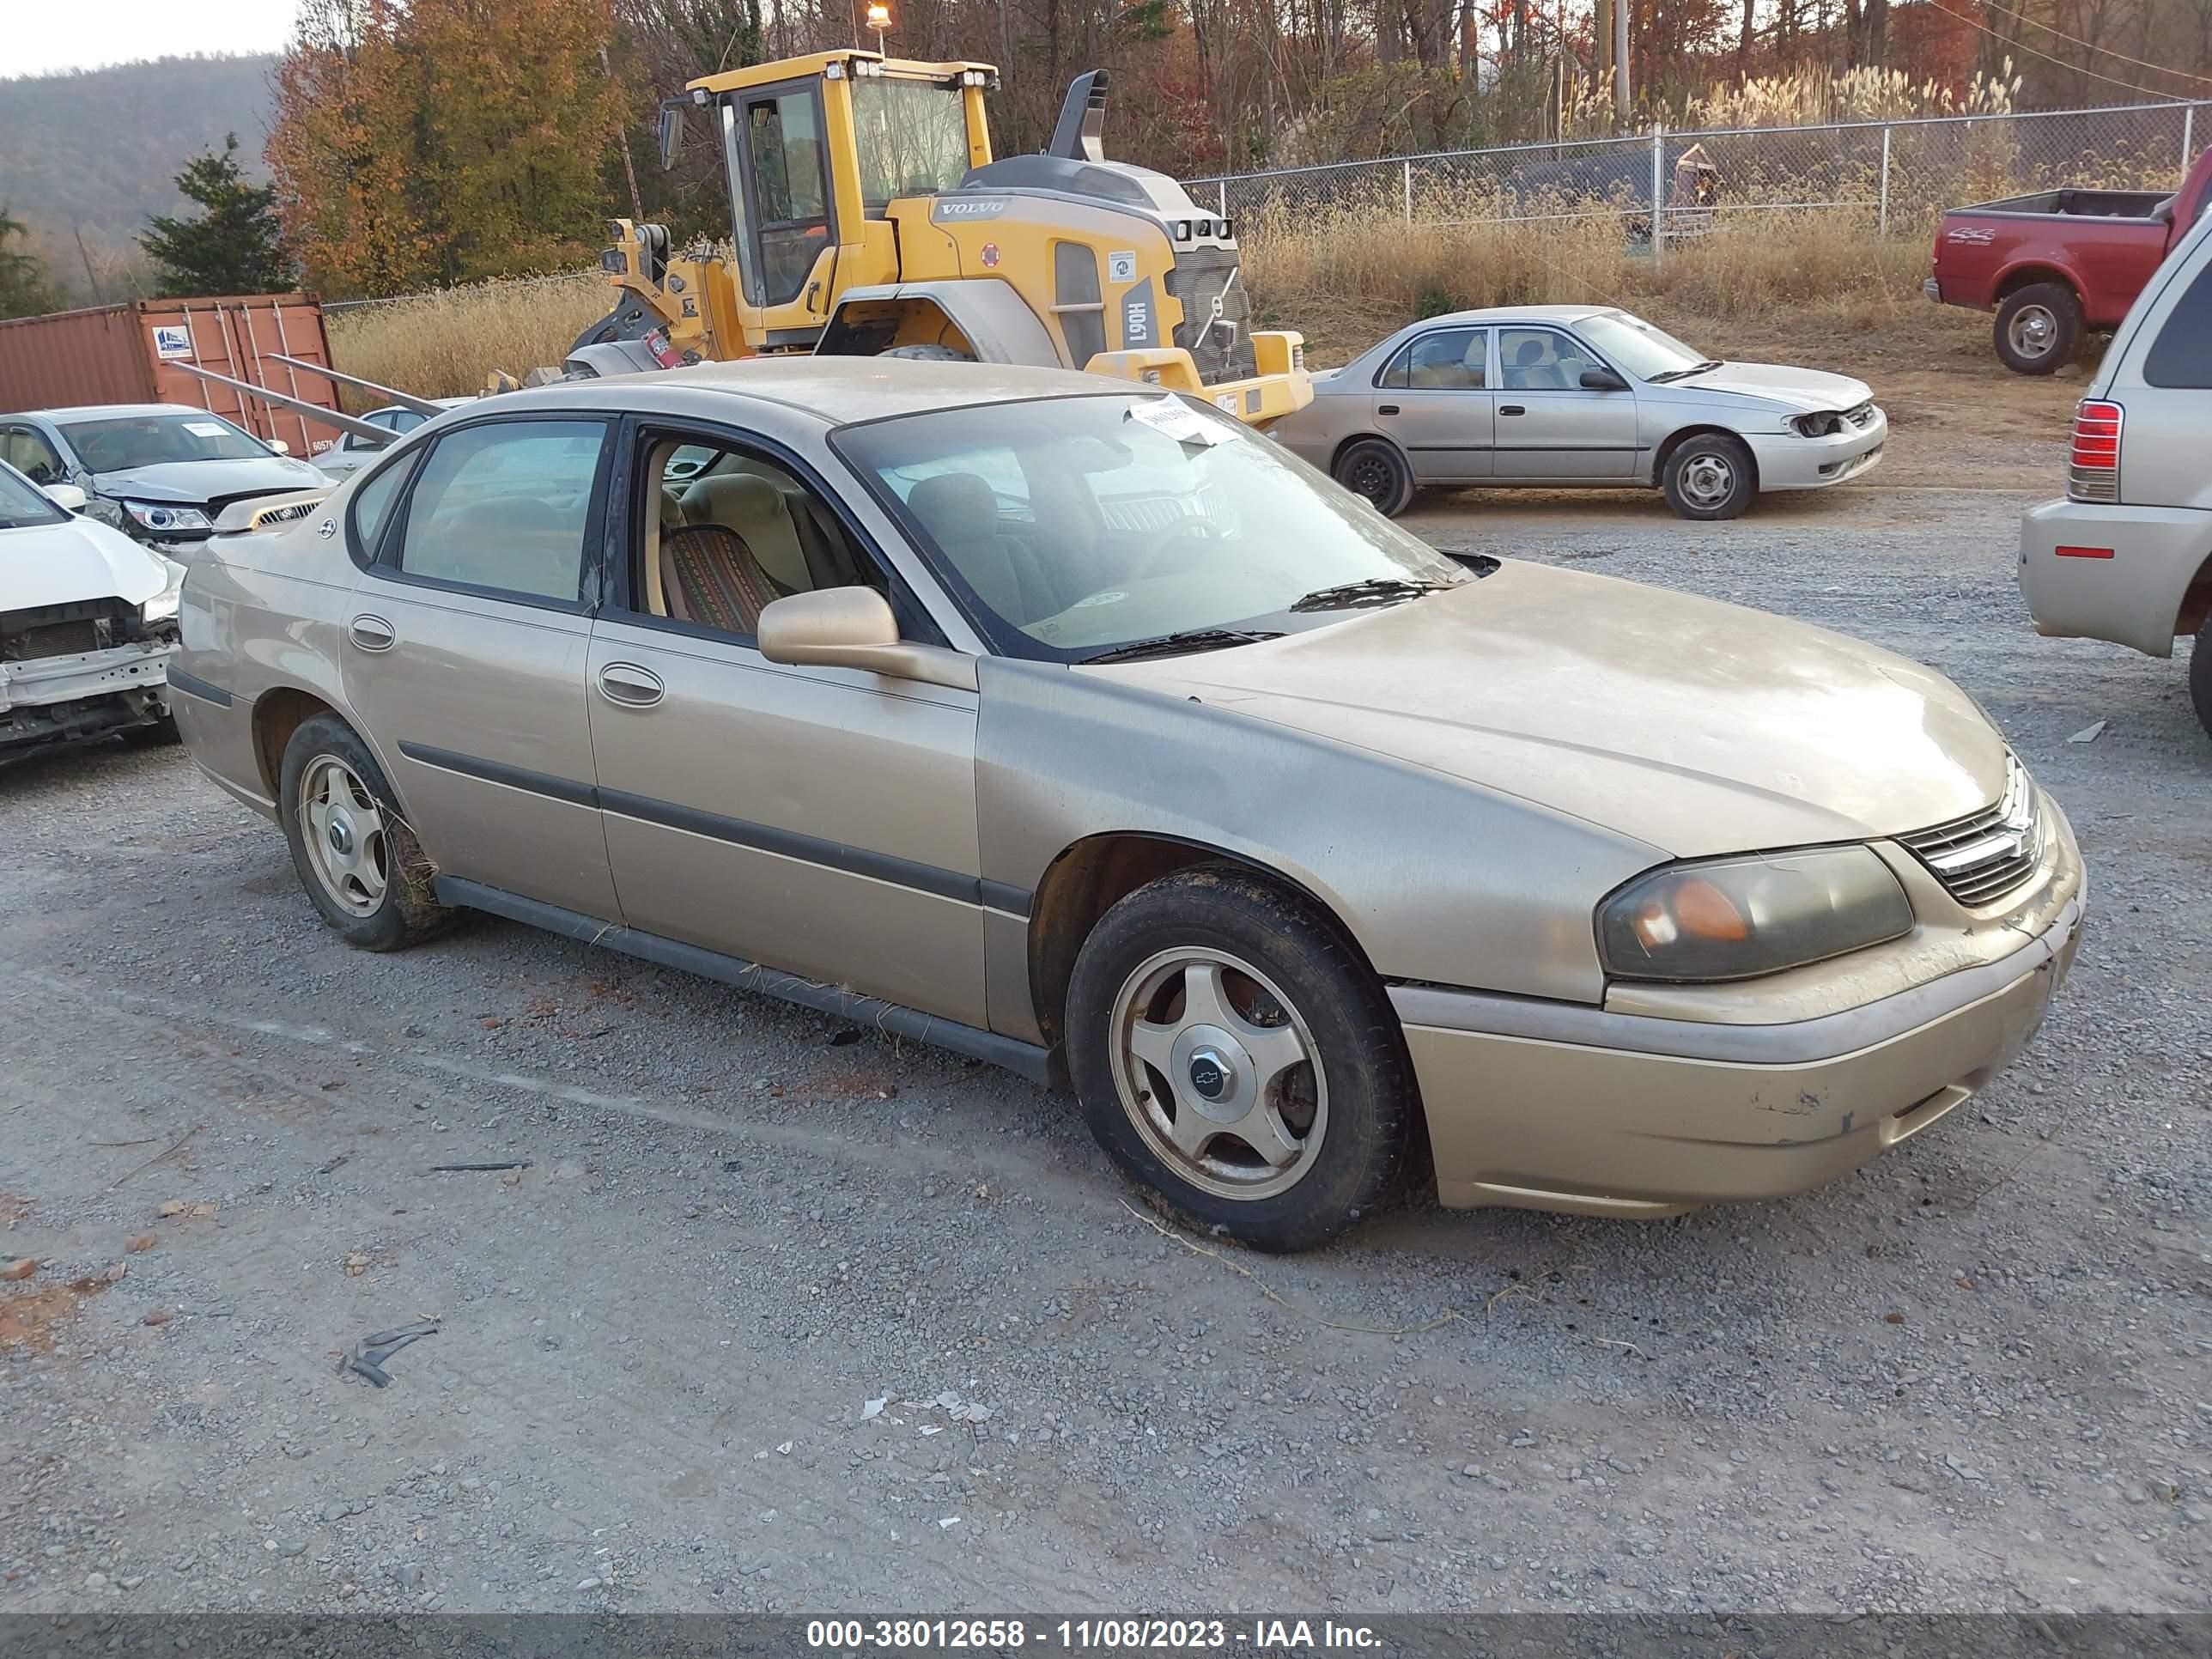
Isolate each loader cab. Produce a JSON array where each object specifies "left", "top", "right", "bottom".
[{"left": 680, "top": 52, "right": 996, "bottom": 343}]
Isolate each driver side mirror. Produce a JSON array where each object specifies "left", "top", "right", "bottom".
[
  {"left": 757, "top": 587, "right": 977, "bottom": 691},
  {"left": 658, "top": 103, "right": 685, "bottom": 171},
  {"left": 43, "top": 483, "right": 87, "bottom": 513},
  {"left": 1579, "top": 367, "right": 1628, "bottom": 392}
]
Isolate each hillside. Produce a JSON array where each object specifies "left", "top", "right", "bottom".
[{"left": 0, "top": 55, "right": 278, "bottom": 302}]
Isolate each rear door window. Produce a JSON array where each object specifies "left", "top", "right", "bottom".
[
  {"left": 2142, "top": 259, "right": 2212, "bottom": 387},
  {"left": 390, "top": 420, "right": 608, "bottom": 603}
]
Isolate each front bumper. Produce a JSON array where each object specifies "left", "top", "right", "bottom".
[
  {"left": 1745, "top": 406, "right": 1887, "bottom": 491},
  {"left": 0, "top": 638, "right": 175, "bottom": 751},
  {"left": 2019, "top": 496, "right": 2210, "bottom": 659},
  {"left": 1392, "top": 833, "right": 2084, "bottom": 1218}
]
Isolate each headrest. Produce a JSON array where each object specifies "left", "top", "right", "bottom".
[
  {"left": 1514, "top": 337, "right": 1547, "bottom": 366},
  {"left": 906, "top": 471, "right": 1000, "bottom": 545},
  {"left": 685, "top": 471, "right": 786, "bottom": 526},
  {"left": 659, "top": 486, "right": 686, "bottom": 528}
]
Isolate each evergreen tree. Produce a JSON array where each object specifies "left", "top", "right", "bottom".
[
  {"left": 139, "top": 134, "right": 296, "bottom": 298},
  {"left": 0, "top": 204, "right": 59, "bottom": 319}
]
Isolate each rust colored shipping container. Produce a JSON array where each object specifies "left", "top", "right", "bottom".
[{"left": 0, "top": 295, "right": 346, "bottom": 456}]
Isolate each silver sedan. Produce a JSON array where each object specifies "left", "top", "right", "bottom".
[{"left": 1269, "top": 305, "right": 1886, "bottom": 520}]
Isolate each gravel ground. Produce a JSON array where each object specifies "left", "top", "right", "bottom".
[{"left": 1, "top": 453, "right": 2207, "bottom": 1619}]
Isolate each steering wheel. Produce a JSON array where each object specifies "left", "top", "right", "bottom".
[{"left": 1128, "top": 515, "right": 1228, "bottom": 582}]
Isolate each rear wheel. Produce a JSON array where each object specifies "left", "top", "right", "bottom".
[
  {"left": 1065, "top": 866, "right": 1419, "bottom": 1252},
  {"left": 1333, "top": 438, "right": 1415, "bottom": 518},
  {"left": 1994, "top": 283, "right": 2082, "bottom": 375},
  {"left": 278, "top": 714, "right": 451, "bottom": 951},
  {"left": 2191, "top": 617, "right": 2212, "bottom": 744},
  {"left": 1661, "top": 432, "right": 1755, "bottom": 520}
]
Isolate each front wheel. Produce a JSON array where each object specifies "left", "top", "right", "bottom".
[
  {"left": 278, "top": 714, "right": 452, "bottom": 951},
  {"left": 1064, "top": 866, "right": 1419, "bottom": 1252},
  {"left": 1333, "top": 438, "right": 1415, "bottom": 518},
  {"left": 1993, "top": 283, "right": 2082, "bottom": 375},
  {"left": 1661, "top": 432, "right": 1756, "bottom": 520}
]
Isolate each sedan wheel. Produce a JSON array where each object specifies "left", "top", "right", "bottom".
[
  {"left": 1109, "top": 946, "right": 1328, "bottom": 1202},
  {"left": 1065, "top": 866, "right": 1419, "bottom": 1252},
  {"left": 1661, "top": 432, "right": 1756, "bottom": 520},
  {"left": 1333, "top": 438, "right": 1414, "bottom": 518},
  {"left": 278, "top": 713, "right": 452, "bottom": 951}
]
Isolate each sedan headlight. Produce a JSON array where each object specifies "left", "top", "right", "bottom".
[
  {"left": 122, "top": 501, "right": 212, "bottom": 534},
  {"left": 141, "top": 557, "right": 188, "bottom": 626},
  {"left": 1597, "top": 846, "right": 1912, "bottom": 982},
  {"left": 1791, "top": 411, "right": 1844, "bottom": 437}
]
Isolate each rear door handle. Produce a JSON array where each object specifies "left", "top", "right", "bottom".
[
  {"left": 1376, "top": 404, "right": 1401, "bottom": 416},
  {"left": 1499, "top": 405, "right": 1527, "bottom": 416},
  {"left": 596, "top": 662, "right": 665, "bottom": 708},
  {"left": 348, "top": 614, "right": 396, "bottom": 652}
]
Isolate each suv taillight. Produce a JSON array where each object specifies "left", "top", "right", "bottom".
[{"left": 2067, "top": 398, "right": 2123, "bottom": 502}]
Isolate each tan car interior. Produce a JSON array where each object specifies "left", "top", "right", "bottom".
[
  {"left": 1, "top": 428, "right": 64, "bottom": 482},
  {"left": 640, "top": 440, "right": 875, "bottom": 635},
  {"left": 1406, "top": 331, "right": 1486, "bottom": 391},
  {"left": 1500, "top": 330, "right": 1597, "bottom": 391}
]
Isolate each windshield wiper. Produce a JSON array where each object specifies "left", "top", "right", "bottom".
[
  {"left": 1288, "top": 576, "right": 1454, "bottom": 612},
  {"left": 1084, "top": 628, "right": 1283, "bottom": 665},
  {"left": 1644, "top": 360, "right": 1724, "bottom": 383}
]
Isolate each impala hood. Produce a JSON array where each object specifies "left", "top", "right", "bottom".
[
  {"left": 1096, "top": 562, "right": 2005, "bottom": 858},
  {"left": 90, "top": 455, "right": 325, "bottom": 507},
  {"left": 0, "top": 514, "right": 169, "bottom": 611},
  {"left": 1680, "top": 361, "right": 1873, "bottom": 414}
]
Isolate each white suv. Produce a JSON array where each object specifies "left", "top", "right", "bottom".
[{"left": 2020, "top": 206, "right": 2212, "bottom": 741}]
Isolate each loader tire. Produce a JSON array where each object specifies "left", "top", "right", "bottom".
[{"left": 880, "top": 343, "right": 975, "bottom": 362}]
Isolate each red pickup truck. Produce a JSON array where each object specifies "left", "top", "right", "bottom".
[{"left": 1927, "top": 144, "right": 2212, "bottom": 374}]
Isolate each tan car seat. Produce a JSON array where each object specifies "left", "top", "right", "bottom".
[
  {"left": 906, "top": 471, "right": 1047, "bottom": 624},
  {"left": 681, "top": 474, "right": 811, "bottom": 592}
]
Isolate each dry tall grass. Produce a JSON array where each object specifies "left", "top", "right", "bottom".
[
  {"left": 1238, "top": 191, "right": 1938, "bottom": 364},
  {"left": 324, "top": 273, "right": 611, "bottom": 401}
]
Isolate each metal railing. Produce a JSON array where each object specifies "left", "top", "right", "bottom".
[{"left": 1190, "top": 99, "right": 2209, "bottom": 256}]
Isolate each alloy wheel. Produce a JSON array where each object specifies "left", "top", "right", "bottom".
[{"left": 299, "top": 755, "right": 391, "bottom": 918}]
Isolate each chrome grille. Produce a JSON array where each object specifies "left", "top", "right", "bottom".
[
  {"left": 1897, "top": 756, "right": 2043, "bottom": 908},
  {"left": 1844, "top": 400, "right": 1877, "bottom": 428}
]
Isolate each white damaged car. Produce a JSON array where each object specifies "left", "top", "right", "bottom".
[{"left": 0, "top": 459, "right": 185, "bottom": 760}]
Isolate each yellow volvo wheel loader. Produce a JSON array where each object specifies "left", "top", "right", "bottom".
[{"left": 572, "top": 53, "right": 1310, "bottom": 424}]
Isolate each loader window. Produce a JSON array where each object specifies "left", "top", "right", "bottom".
[
  {"left": 853, "top": 79, "right": 970, "bottom": 210},
  {"left": 743, "top": 89, "right": 833, "bottom": 307}
]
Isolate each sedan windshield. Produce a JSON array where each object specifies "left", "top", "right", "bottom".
[
  {"left": 836, "top": 393, "right": 1470, "bottom": 660},
  {"left": 0, "top": 462, "right": 69, "bottom": 531},
  {"left": 57, "top": 411, "right": 271, "bottom": 473},
  {"left": 1575, "top": 312, "right": 1713, "bottom": 381}
]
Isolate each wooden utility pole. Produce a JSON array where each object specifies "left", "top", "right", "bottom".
[
  {"left": 1612, "top": 0, "right": 1631, "bottom": 125},
  {"left": 1595, "top": 0, "right": 1613, "bottom": 110}
]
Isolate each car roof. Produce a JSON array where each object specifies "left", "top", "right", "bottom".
[
  {"left": 1403, "top": 305, "right": 1618, "bottom": 329},
  {"left": 485, "top": 356, "right": 1134, "bottom": 428},
  {"left": 15, "top": 404, "right": 235, "bottom": 423}
]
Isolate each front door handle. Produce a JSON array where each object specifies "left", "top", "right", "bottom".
[
  {"left": 1499, "top": 405, "right": 1527, "bottom": 416},
  {"left": 348, "top": 614, "right": 396, "bottom": 652},
  {"left": 1376, "top": 404, "right": 1401, "bottom": 416},
  {"left": 596, "top": 662, "right": 665, "bottom": 708}
]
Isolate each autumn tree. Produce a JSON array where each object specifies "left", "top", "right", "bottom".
[
  {"left": 0, "top": 204, "right": 60, "bottom": 319},
  {"left": 138, "top": 134, "right": 297, "bottom": 296}
]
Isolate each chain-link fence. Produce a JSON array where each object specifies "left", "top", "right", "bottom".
[{"left": 1191, "top": 99, "right": 2209, "bottom": 247}]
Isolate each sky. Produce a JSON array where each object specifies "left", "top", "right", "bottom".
[{"left": 6, "top": 0, "right": 299, "bottom": 80}]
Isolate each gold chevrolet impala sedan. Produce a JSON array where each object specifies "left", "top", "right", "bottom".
[{"left": 169, "top": 359, "right": 2084, "bottom": 1252}]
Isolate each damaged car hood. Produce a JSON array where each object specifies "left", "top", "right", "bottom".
[
  {"left": 0, "top": 514, "right": 168, "bottom": 611},
  {"left": 90, "top": 455, "right": 326, "bottom": 507},
  {"left": 1675, "top": 361, "right": 1873, "bottom": 415},
  {"left": 1091, "top": 562, "right": 2005, "bottom": 859}
]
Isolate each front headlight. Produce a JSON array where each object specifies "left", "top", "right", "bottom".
[
  {"left": 141, "top": 557, "right": 187, "bottom": 625},
  {"left": 1791, "top": 411, "right": 1844, "bottom": 437},
  {"left": 1596, "top": 845, "right": 1912, "bottom": 982},
  {"left": 122, "top": 501, "right": 212, "bottom": 534}
]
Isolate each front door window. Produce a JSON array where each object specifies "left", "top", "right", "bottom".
[{"left": 743, "top": 89, "right": 832, "bottom": 307}]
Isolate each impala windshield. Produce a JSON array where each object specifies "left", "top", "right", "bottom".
[
  {"left": 58, "top": 411, "right": 271, "bottom": 472},
  {"left": 836, "top": 393, "right": 1470, "bottom": 661}
]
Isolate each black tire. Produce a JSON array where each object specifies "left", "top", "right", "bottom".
[
  {"left": 1064, "top": 865, "right": 1419, "bottom": 1253},
  {"left": 1993, "top": 283, "right": 2082, "bottom": 375},
  {"left": 1333, "top": 437, "right": 1416, "bottom": 518},
  {"left": 277, "top": 714, "right": 451, "bottom": 951},
  {"left": 2191, "top": 617, "right": 2212, "bottom": 745},
  {"left": 120, "top": 714, "right": 180, "bottom": 747},
  {"left": 1661, "top": 431, "right": 1756, "bottom": 520},
  {"left": 880, "top": 343, "right": 975, "bottom": 362}
]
